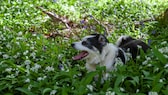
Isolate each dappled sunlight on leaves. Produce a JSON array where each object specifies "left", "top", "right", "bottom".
[{"left": 0, "top": 0, "right": 168, "bottom": 95}]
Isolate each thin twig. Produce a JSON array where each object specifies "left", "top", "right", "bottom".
[{"left": 85, "top": 15, "right": 109, "bottom": 36}]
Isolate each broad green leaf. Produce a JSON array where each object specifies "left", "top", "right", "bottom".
[
  {"left": 162, "top": 90, "right": 168, "bottom": 95},
  {"left": 42, "top": 88, "right": 52, "bottom": 95},
  {"left": 152, "top": 71, "right": 163, "bottom": 86},
  {"left": 81, "top": 71, "right": 98, "bottom": 85},
  {"left": 4, "top": 93, "right": 13, "bottom": 95},
  {"left": 62, "top": 88, "right": 68, "bottom": 95},
  {"left": 114, "top": 75, "right": 125, "bottom": 92},
  {"left": 15, "top": 88, "right": 36, "bottom": 95},
  {"left": 152, "top": 83, "right": 163, "bottom": 92},
  {"left": 153, "top": 48, "right": 167, "bottom": 64}
]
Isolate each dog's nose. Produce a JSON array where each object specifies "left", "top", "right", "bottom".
[{"left": 71, "top": 43, "right": 75, "bottom": 47}]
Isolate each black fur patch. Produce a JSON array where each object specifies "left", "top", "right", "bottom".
[
  {"left": 117, "top": 48, "right": 126, "bottom": 64},
  {"left": 118, "top": 36, "right": 135, "bottom": 47},
  {"left": 119, "top": 39, "right": 150, "bottom": 61},
  {"left": 85, "top": 34, "right": 109, "bottom": 53}
]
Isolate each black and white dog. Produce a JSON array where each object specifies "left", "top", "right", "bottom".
[{"left": 71, "top": 34, "right": 150, "bottom": 79}]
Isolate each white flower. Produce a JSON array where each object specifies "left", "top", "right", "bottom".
[
  {"left": 23, "top": 50, "right": 29, "bottom": 55},
  {"left": 26, "top": 65, "right": 30, "bottom": 69},
  {"left": 6, "top": 74, "right": 15, "bottom": 78},
  {"left": 161, "top": 41, "right": 167, "bottom": 45},
  {"left": 58, "top": 54, "right": 63, "bottom": 60},
  {"left": 3, "top": 54, "right": 9, "bottom": 59},
  {"left": 120, "top": 87, "right": 125, "bottom": 92},
  {"left": 115, "top": 58, "right": 124, "bottom": 67},
  {"left": 30, "top": 52, "right": 36, "bottom": 59},
  {"left": 16, "top": 41, "right": 20, "bottom": 45},
  {"left": 136, "top": 56, "right": 140, "bottom": 59},
  {"left": 16, "top": 37, "right": 24, "bottom": 40},
  {"left": 32, "top": 33, "right": 37, "bottom": 36},
  {"left": 15, "top": 70, "right": 19, "bottom": 76},
  {"left": 142, "top": 60, "right": 148, "bottom": 65},
  {"left": 25, "top": 69, "right": 30, "bottom": 76},
  {"left": 146, "top": 57, "right": 151, "bottom": 61},
  {"left": 127, "top": 48, "right": 130, "bottom": 52},
  {"left": 136, "top": 89, "right": 140, "bottom": 93},
  {"left": 50, "top": 90, "right": 57, "bottom": 95},
  {"left": 13, "top": 55, "right": 18, "bottom": 58},
  {"left": 43, "top": 76, "right": 47, "bottom": 79},
  {"left": 37, "top": 76, "right": 46, "bottom": 81},
  {"left": 17, "top": 31, "right": 23, "bottom": 36},
  {"left": 159, "top": 47, "right": 168, "bottom": 53},
  {"left": 106, "top": 91, "right": 115, "bottom": 95},
  {"left": 137, "top": 45, "right": 142, "bottom": 49},
  {"left": 86, "top": 85, "right": 93, "bottom": 92},
  {"left": 159, "top": 79, "right": 163, "bottom": 83},
  {"left": 45, "top": 66, "right": 54, "bottom": 72},
  {"left": 164, "top": 64, "right": 168, "bottom": 68},
  {"left": 26, "top": 43, "right": 30, "bottom": 47},
  {"left": 28, "top": 84, "right": 32, "bottom": 90},
  {"left": 6, "top": 44, "right": 11, "bottom": 49},
  {"left": 24, "top": 60, "right": 31, "bottom": 65},
  {"left": 17, "top": 52, "right": 21, "bottom": 56},
  {"left": 25, "top": 78, "right": 30, "bottom": 83},
  {"left": 37, "top": 77, "right": 43, "bottom": 81},
  {"left": 164, "top": 55, "right": 168, "bottom": 58},
  {"left": 147, "top": 64, "right": 152, "bottom": 67},
  {"left": 30, "top": 63, "right": 41, "bottom": 72},
  {"left": 125, "top": 52, "right": 132, "bottom": 60},
  {"left": 34, "top": 63, "right": 41, "bottom": 69},
  {"left": 148, "top": 91, "right": 158, "bottom": 95},
  {"left": 30, "top": 46, "right": 34, "bottom": 50},
  {"left": 154, "top": 68, "right": 159, "bottom": 72},
  {"left": 5, "top": 68, "right": 12, "bottom": 73}
]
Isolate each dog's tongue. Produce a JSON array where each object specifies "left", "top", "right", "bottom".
[{"left": 72, "top": 51, "right": 88, "bottom": 60}]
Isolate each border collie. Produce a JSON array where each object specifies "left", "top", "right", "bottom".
[{"left": 71, "top": 34, "right": 150, "bottom": 79}]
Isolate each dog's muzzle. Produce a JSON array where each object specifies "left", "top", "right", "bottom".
[{"left": 71, "top": 43, "right": 89, "bottom": 60}]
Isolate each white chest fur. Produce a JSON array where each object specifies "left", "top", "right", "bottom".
[{"left": 85, "top": 44, "right": 118, "bottom": 72}]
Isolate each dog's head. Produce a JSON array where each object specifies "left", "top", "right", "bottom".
[{"left": 71, "top": 34, "right": 109, "bottom": 60}]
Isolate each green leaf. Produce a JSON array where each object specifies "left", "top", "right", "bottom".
[
  {"left": 152, "top": 83, "right": 163, "bottom": 92},
  {"left": 4, "top": 93, "right": 13, "bottom": 95},
  {"left": 152, "top": 71, "right": 164, "bottom": 92},
  {"left": 153, "top": 48, "right": 167, "bottom": 64},
  {"left": 0, "top": 82, "right": 9, "bottom": 91},
  {"left": 102, "top": 80, "right": 110, "bottom": 91},
  {"left": 114, "top": 75, "right": 125, "bottom": 92},
  {"left": 152, "top": 71, "right": 163, "bottom": 86},
  {"left": 142, "top": 70, "right": 150, "bottom": 77},
  {"left": 81, "top": 71, "right": 98, "bottom": 85},
  {"left": 42, "top": 88, "right": 52, "bottom": 95},
  {"left": 129, "top": 76, "right": 139, "bottom": 86},
  {"left": 15, "top": 88, "right": 36, "bottom": 95},
  {"left": 135, "top": 93, "right": 146, "bottom": 95},
  {"left": 62, "top": 88, "right": 68, "bottom": 95},
  {"left": 162, "top": 90, "right": 168, "bottom": 95}
]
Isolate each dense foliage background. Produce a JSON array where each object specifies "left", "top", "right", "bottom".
[{"left": 0, "top": 0, "right": 168, "bottom": 95}]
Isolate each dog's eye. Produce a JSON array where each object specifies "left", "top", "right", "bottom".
[{"left": 82, "top": 41, "right": 88, "bottom": 45}]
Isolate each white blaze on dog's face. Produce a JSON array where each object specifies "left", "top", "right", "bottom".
[{"left": 71, "top": 34, "right": 109, "bottom": 61}]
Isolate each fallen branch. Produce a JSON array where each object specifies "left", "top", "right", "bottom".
[
  {"left": 36, "top": 7, "right": 115, "bottom": 39},
  {"left": 36, "top": 6, "right": 73, "bottom": 29},
  {"left": 134, "top": 18, "right": 156, "bottom": 27}
]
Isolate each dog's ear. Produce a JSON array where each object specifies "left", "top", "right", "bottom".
[{"left": 98, "top": 35, "right": 108, "bottom": 45}]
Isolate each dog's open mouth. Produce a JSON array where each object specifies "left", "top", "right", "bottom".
[{"left": 72, "top": 51, "right": 89, "bottom": 60}]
